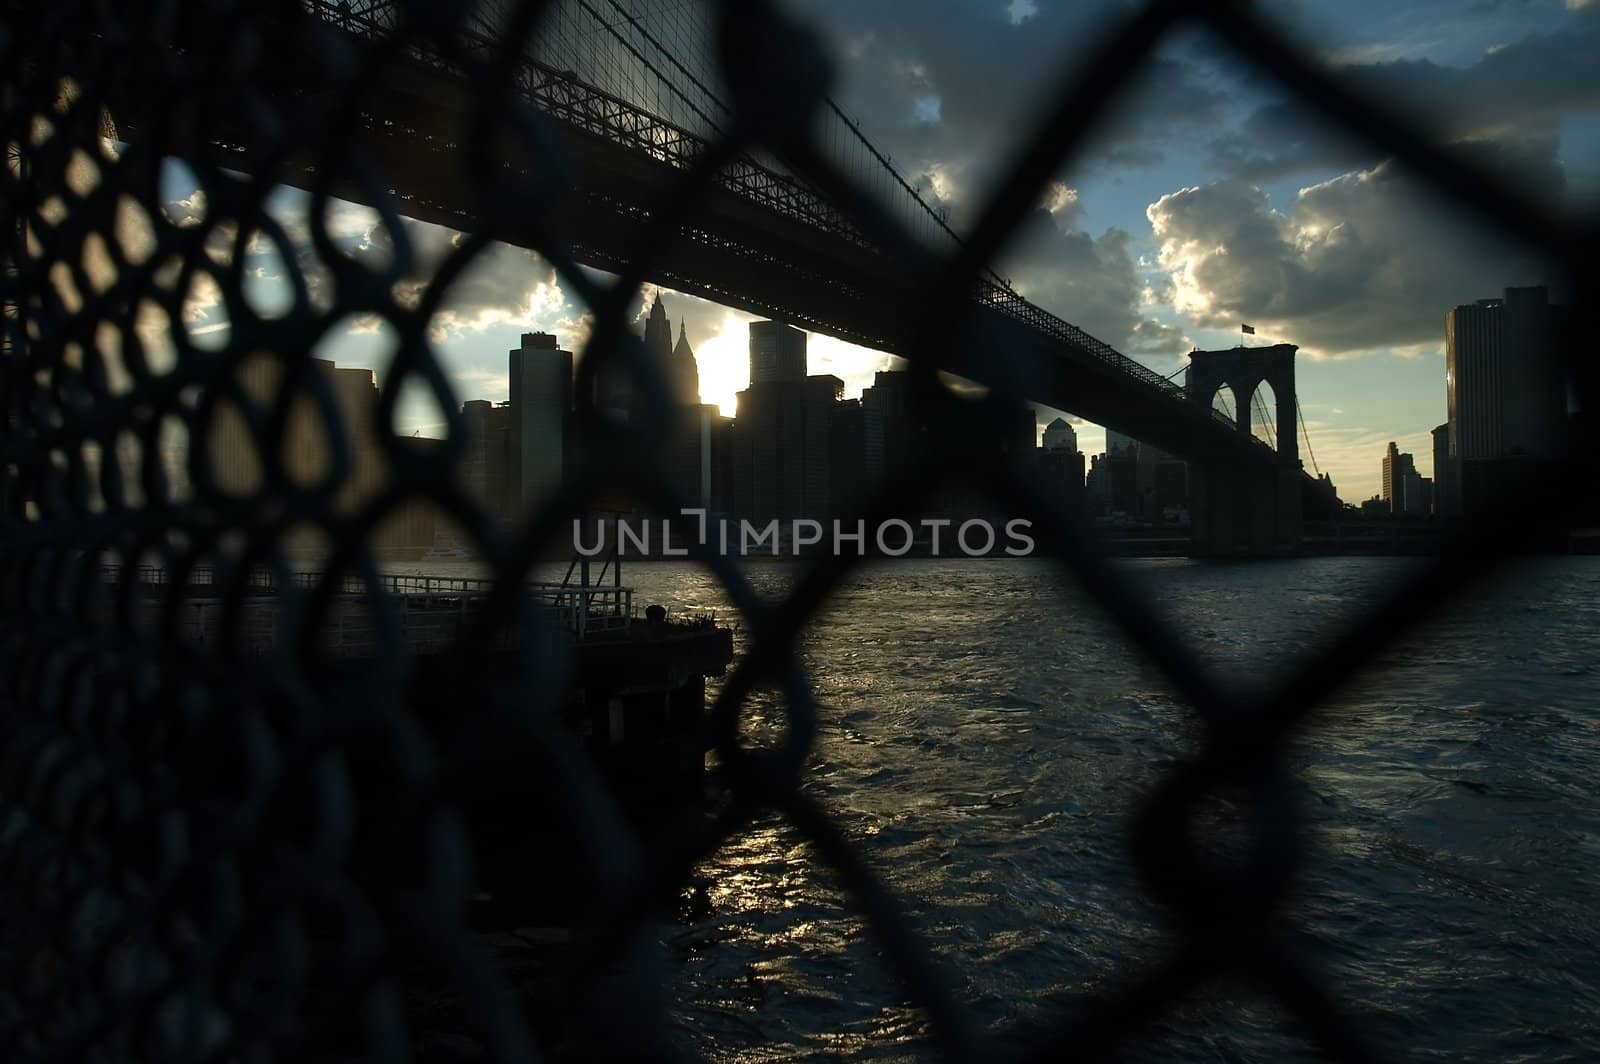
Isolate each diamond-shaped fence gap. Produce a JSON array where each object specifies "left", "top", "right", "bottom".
[
  {"left": 982, "top": 50, "right": 1569, "bottom": 693},
  {"left": 777, "top": 0, "right": 1148, "bottom": 253},
  {"left": 6, "top": 2, "right": 1593, "bottom": 1062},
  {"left": 792, "top": 553, "right": 1198, "bottom": 1017},
  {"left": 112, "top": 194, "right": 158, "bottom": 270},
  {"left": 1239, "top": 0, "right": 1594, "bottom": 208},
  {"left": 234, "top": 225, "right": 304, "bottom": 326},
  {"left": 1272, "top": 556, "right": 1600, "bottom": 1057},
  {"left": 179, "top": 268, "right": 230, "bottom": 354}
]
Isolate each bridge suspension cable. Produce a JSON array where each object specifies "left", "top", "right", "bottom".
[
  {"left": 315, "top": 1, "right": 1239, "bottom": 439},
  {"left": 595, "top": 0, "right": 730, "bottom": 134},
  {"left": 1296, "top": 396, "right": 1321, "bottom": 476},
  {"left": 1250, "top": 389, "right": 1276, "bottom": 451}
]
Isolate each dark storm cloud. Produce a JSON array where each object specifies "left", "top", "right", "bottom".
[
  {"left": 1145, "top": 7, "right": 1597, "bottom": 357},
  {"left": 768, "top": 1, "right": 1221, "bottom": 353},
  {"left": 1209, "top": 7, "right": 1600, "bottom": 186},
  {"left": 778, "top": 0, "right": 1228, "bottom": 217},
  {"left": 1146, "top": 160, "right": 1550, "bottom": 357},
  {"left": 999, "top": 195, "right": 1191, "bottom": 357}
]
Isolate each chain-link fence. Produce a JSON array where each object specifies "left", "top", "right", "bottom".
[{"left": 1, "top": 0, "right": 1594, "bottom": 1060}]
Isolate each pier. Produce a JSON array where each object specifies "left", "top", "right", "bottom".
[{"left": 105, "top": 560, "right": 735, "bottom": 923}]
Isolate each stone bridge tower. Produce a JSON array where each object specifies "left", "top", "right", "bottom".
[{"left": 1185, "top": 343, "right": 1303, "bottom": 555}]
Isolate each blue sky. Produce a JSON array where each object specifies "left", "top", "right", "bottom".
[{"left": 161, "top": 0, "right": 1599, "bottom": 501}]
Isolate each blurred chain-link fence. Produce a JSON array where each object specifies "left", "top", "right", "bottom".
[{"left": 1, "top": 0, "right": 1593, "bottom": 1060}]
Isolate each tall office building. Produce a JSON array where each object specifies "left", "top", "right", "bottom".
[
  {"left": 748, "top": 320, "right": 807, "bottom": 384},
  {"left": 732, "top": 375, "right": 843, "bottom": 526},
  {"left": 211, "top": 356, "right": 380, "bottom": 502},
  {"left": 509, "top": 332, "right": 573, "bottom": 513},
  {"left": 861, "top": 370, "right": 919, "bottom": 485},
  {"left": 670, "top": 401, "right": 730, "bottom": 509},
  {"left": 1446, "top": 286, "right": 1564, "bottom": 461},
  {"left": 461, "top": 398, "right": 515, "bottom": 520},
  {"left": 1038, "top": 417, "right": 1085, "bottom": 510},
  {"left": 1445, "top": 286, "right": 1567, "bottom": 510},
  {"left": 1431, "top": 423, "right": 1455, "bottom": 516},
  {"left": 1381, "top": 441, "right": 1419, "bottom": 515},
  {"left": 830, "top": 398, "right": 868, "bottom": 514},
  {"left": 209, "top": 356, "right": 435, "bottom": 554},
  {"left": 732, "top": 372, "right": 842, "bottom": 527},
  {"left": 731, "top": 323, "right": 845, "bottom": 526},
  {"left": 1382, "top": 441, "right": 1405, "bottom": 511},
  {"left": 1402, "top": 470, "right": 1432, "bottom": 517}
]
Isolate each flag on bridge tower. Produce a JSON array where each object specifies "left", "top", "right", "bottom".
[{"left": 1241, "top": 323, "right": 1255, "bottom": 335}]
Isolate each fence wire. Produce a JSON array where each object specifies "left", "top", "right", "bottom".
[{"left": 0, "top": 0, "right": 1594, "bottom": 1061}]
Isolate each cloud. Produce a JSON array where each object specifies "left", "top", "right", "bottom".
[
  {"left": 1210, "top": 11, "right": 1600, "bottom": 191},
  {"left": 1129, "top": 317, "right": 1191, "bottom": 355},
  {"left": 1146, "top": 161, "right": 1550, "bottom": 357},
  {"left": 984, "top": 180, "right": 1196, "bottom": 359},
  {"left": 777, "top": 0, "right": 1227, "bottom": 227}
]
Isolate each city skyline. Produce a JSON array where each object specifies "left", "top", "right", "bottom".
[{"left": 149, "top": 0, "right": 1599, "bottom": 501}]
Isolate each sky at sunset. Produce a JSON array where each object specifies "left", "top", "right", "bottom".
[{"left": 163, "top": 0, "right": 1599, "bottom": 502}]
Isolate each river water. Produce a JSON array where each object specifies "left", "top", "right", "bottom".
[{"left": 420, "top": 555, "right": 1600, "bottom": 1060}]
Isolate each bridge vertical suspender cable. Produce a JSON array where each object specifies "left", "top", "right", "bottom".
[
  {"left": 1296, "top": 396, "right": 1321, "bottom": 476},
  {"left": 1251, "top": 389, "right": 1276, "bottom": 450},
  {"left": 572, "top": 0, "right": 728, "bottom": 136},
  {"left": 596, "top": 0, "right": 730, "bottom": 133}
]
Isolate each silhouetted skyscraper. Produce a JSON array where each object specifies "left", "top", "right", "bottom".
[
  {"left": 830, "top": 398, "right": 867, "bottom": 514},
  {"left": 210, "top": 357, "right": 434, "bottom": 554},
  {"left": 640, "top": 295, "right": 701, "bottom": 407},
  {"left": 1381, "top": 441, "right": 1418, "bottom": 515},
  {"left": 1446, "top": 286, "right": 1564, "bottom": 462},
  {"left": 1037, "top": 417, "right": 1084, "bottom": 511},
  {"left": 732, "top": 346, "right": 842, "bottom": 527},
  {"left": 748, "top": 320, "right": 807, "bottom": 384},
  {"left": 862, "top": 370, "right": 919, "bottom": 485},
  {"left": 671, "top": 322, "right": 701, "bottom": 407},
  {"left": 462, "top": 398, "right": 515, "bottom": 520},
  {"left": 1431, "top": 423, "right": 1455, "bottom": 516},
  {"left": 1445, "top": 286, "right": 1567, "bottom": 513},
  {"left": 509, "top": 332, "right": 572, "bottom": 512}
]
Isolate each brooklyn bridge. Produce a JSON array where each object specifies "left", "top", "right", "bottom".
[{"left": 99, "top": 0, "right": 1339, "bottom": 554}]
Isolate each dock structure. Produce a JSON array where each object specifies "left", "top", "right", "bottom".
[
  {"left": 103, "top": 560, "right": 735, "bottom": 923},
  {"left": 108, "top": 564, "right": 675, "bottom": 653}
]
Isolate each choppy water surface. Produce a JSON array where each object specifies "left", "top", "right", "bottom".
[{"left": 438, "top": 556, "right": 1600, "bottom": 1060}]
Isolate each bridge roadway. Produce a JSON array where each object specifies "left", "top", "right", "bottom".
[{"left": 104, "top": 2, "right": 1279, "bottom": 476}]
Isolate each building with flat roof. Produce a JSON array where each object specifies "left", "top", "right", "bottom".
[
  {"left": 1445, "top": 286, "right": 1568, "bottom": 512},
  {"left": 509, "top": 332, "right": 573, "bottom": 513},
  {"left": 748, "top": 320, "right": 807, "bottom": 384},
  {"left": 732, "top": 372, "right": 843, "bottom": 527}
]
